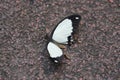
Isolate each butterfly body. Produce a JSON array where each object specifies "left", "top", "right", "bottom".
[{"left": 47, "top": 14, "right": 81, "bottom": 64}]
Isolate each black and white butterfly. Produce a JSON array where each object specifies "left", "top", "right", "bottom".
[{"left": 47, "top": 14, "right": 81, "bottom": 64}]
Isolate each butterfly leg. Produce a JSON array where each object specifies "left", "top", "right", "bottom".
[
  {"left": 63, "top": 53, "right": 71, "bottom": 60},
  {"left": 58, "top": 44, "right": 66, "bottom": 49}
]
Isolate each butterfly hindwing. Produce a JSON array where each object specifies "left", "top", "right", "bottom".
[{"left": 47, "top": 42, "right": 63, "bottom": 63}]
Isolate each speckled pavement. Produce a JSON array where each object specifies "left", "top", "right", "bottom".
[{"left": 0, "top": 0, "right": 120, "bottom": 80}]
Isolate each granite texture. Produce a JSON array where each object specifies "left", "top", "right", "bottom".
[{"left": 0, "top": 0, "right": 120, "bottom": 80}]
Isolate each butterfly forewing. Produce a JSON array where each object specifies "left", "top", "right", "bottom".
[
  {"left": 51, "top": 15, "right": 81, "bottom": 45},
  {"left": 52, "top": 19, "right": 73, "bottom": 44}
]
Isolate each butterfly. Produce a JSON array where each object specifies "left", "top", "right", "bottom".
[{"left": 47, "top": 14, "right": 81, "bottom": 64}]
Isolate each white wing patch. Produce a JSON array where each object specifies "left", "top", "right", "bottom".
[
  {"left": 47, "top": 42, "right": 63, "bottom": 58},
  {"left": 52, "top": 19, "right": 73, "bottom": 44}
]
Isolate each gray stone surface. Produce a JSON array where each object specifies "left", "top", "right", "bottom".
[{"left": 0, "top": 0, "right": 119, "bottom": 80}]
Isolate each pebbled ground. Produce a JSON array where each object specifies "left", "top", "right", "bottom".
[{"left": 0, "top": 0, "right": 120, "bottom": 80}]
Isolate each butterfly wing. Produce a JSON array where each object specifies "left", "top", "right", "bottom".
[
  {"left": 47, "top": 42, "right": 63, "bottom": 63},
  {"left": 51, "top": 15, "right": 81, "bottom": 44},
  {"left": 47, "top": 42, "right": 63, "bottom": 57}
]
